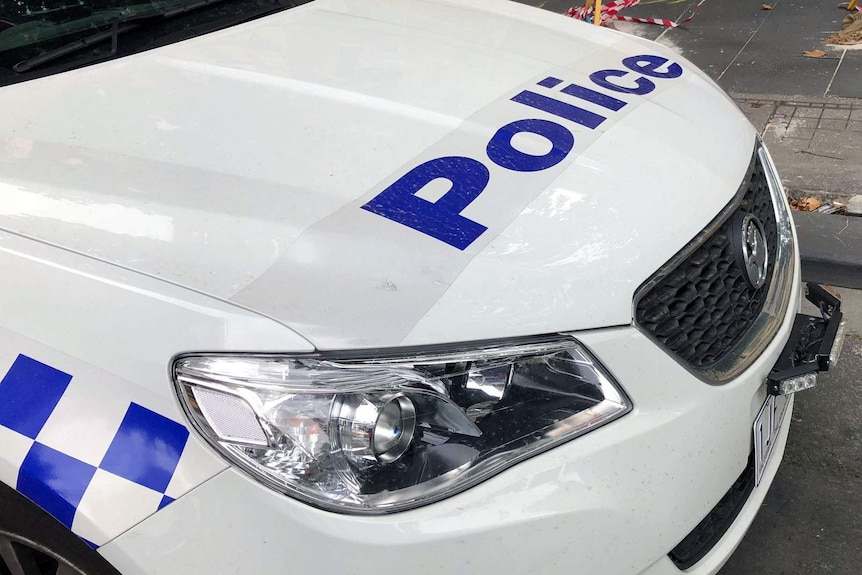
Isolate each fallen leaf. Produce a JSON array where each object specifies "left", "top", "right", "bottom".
[
  {"left": 762, "top": 3, "right": 773, "bottom": 9},
  {"left": 824, "top": 285, "right": 842, "bottom": 299},
  {"left": 799, "top": 197, "right": 823, "bottom": 211},
  {"left": 804, "top": 49, "right": 827, "bottom": 58}
]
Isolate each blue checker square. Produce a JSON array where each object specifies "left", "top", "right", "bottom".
[
  {"left": 158, "top": 494, "right": 175, "bottom": 510},
  {"left": 80, "top": 538, "right": 98, "bottom": 550},
  {"left": 17, "top": 443, "right": 97, "bottom": 529},
  {"left": 100, "top": 403, "right": 189, "bottom": 493},
  {"left": 0, "top": 355, "right": 72, "bottom": 439}
]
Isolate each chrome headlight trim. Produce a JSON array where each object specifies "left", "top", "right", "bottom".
[{"left": 172, "top": 335, "right": 631, "bottom": 514}]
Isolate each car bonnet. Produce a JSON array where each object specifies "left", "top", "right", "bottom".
[{"left": 0, "top": 0, "right": 756, "bottom": 349}]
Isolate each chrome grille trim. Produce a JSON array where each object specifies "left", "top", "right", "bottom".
[{"left": 633, "top": 142, "right": 795, "bottom": 384}]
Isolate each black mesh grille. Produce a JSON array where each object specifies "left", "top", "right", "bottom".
[
  {"left": 635, "top": 154, "right": 777, "bottom": 368},
  {"left": 668, "top": 456, "right": 755, "bottom": 570}
]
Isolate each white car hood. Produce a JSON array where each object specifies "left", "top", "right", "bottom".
[{"left": 0, "top": 0, "right": 756, "bottom": 350}]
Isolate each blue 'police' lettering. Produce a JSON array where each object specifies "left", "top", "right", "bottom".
[
  {"left": 486, "top": 119, "right": 574, "bottom": 173},
  {"left": 537, "top": 77, "right": 564, "bottom": 88},
  {"left": 589, "top": 69, "right": 655, "bottom": 95},
  {"left": 561, "top": 83, "right": 627, "bottom": 112},
  {"left": 362, "top": 54, "right": 683, "bottom": 249},
  {"left": 622, "top": 55, "right": 683, "bottom": 79},
  {"left": 360, "top": 156, "right": 490, "bottom": 251},
  {"left": 510, "top": 91, "right": 606, "bottom": 129}
]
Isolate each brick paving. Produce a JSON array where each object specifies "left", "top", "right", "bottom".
[{"left": 734, "top": 96, "right": 862, "bottom": 197}]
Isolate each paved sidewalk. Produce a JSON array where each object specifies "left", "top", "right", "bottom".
[{"left": 734, "top": 94, "right": 862, "bottom": 197}]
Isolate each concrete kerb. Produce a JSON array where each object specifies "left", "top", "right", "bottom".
[
  {"left": 730, "top": 92, "right": 862, "bottom": 107},
  {"left": 794, "top": 212, "right": 862, "bottom": 291}
]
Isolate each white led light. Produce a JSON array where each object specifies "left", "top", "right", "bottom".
[{"left": 778, "top": 372, "right": 817, "bottom": 396}]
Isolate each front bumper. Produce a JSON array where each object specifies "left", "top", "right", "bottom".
[{"left": 98, "top": 270, "right": 807, "bottom": 575}]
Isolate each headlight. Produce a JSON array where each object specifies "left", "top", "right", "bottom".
[{"left": 173, "top": 337, "right": 630, "bottom": 514}]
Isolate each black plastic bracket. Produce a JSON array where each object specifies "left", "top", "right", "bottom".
[{"left": 766, "top": 283, "right": 843, "bottom": 395}]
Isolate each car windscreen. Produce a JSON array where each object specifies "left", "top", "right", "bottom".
[{"left": 0, "top": 0, "right": 307, "bottom": 86}]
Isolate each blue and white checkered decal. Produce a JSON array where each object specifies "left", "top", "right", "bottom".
[{"left": 0, "top": 354, "right": 226, "bottom": 548}]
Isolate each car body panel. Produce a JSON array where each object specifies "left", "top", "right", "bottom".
[
  {"left": 0, "top": 0, "right": 753, "bottom": 350},
  {"left": 98, "top": 255, "right": 800, "bottom": 574},
  {"left": 0, "top": 230, "right": 309, "bottom": 547}
]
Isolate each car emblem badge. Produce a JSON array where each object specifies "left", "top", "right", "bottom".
[{"left": 734, "top": 213, "right": 768, "bottom": 289}]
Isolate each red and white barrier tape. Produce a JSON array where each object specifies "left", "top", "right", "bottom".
[
  {"left": 564, "top": 0, "right": 637, "bottom": 25},
  {"left": 565, "top": 0, "right": 706, "bottom": 28}
]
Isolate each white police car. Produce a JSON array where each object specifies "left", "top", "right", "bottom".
[{"left": 0, "top": 0, "right": 846, "bottom": 574}]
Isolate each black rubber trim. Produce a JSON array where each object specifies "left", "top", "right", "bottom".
[
  {"left": 668, "top": 455, "right": 755, "bottom": 570},
  {"left": 767, "top": 283, "right": 844, "bottom": 393},
  {"left": 0, "top": 481, "right": 121, "bottom": 575}
]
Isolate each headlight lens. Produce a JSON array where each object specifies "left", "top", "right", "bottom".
[{"left": 173, "top": 337, "right": 630, "bottom": 514}]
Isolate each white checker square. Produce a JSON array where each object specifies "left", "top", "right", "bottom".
[
  {"left": 164, "top": 435, "right": 228, "bottom": 499},
  {"left": 0, "top": 351, "right": 20, "bottom": 380},
  {"left": 72, "top": 469, "right": 164, "bottom": 546},
  {"left": 0, "top": 425, "right": 33, "bottom": 488},
  {"left": 35, "top": 375, "right": 132, "bottom": 467}
]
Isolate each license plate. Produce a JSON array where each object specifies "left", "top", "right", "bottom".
[{"left": 753, "top": 393, "right": 790, "bottom": 485}]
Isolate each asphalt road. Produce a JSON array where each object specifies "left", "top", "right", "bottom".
[{"left": 721, "top": 335, "right": 862, "bottom": 573}]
